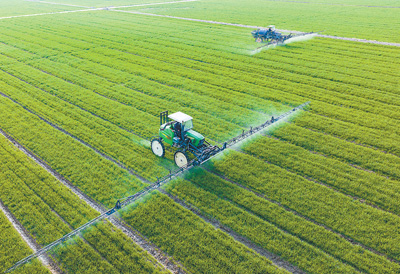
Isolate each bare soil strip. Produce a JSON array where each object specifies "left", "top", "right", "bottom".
[
  {"left": 160, "top": 189, "right": 304, "bottom": 274},
  {"left": 0, "top": 199, "right": 64, "bottom": 274},
  {"left": 0, "top": 102, "right": 185, "bottom": 273}
]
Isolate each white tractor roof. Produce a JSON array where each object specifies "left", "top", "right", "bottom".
[{"left": 168, "top": 112, "right": 193, "bottom": 123}]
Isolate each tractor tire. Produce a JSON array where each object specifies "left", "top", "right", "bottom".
[
  {"left": 256, "top": 38, "right": 262, "bottom": 43},
  {"left": 174, "top": 150, "right": 189, "bottom": 168},
  {"left": 151, "top": 138, "right": 165, "bottom": 158}
]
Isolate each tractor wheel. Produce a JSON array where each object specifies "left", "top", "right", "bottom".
[
  {"left": 174, "top": 150, "right": 189, "bottom": 168},
  {"left": 256, "top": 38, "right": 262, "bottom": 43},
  {"left": 151, "top": 138, "right": 165, "bottom": 158}
]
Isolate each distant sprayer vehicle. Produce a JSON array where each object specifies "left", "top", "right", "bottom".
[
  {"left": 151, "top": 111, "right": 223, "bottom": 167},
  {"left": 251, "top": 25, "right": 318, "bottom": 47}
]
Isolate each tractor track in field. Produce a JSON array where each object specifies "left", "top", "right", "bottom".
[
  {"left": 160, "top": 189, "right": 305, "bottom": 274},
  {"left": 0, "top": 124, "right": 187, "bottom": 274},
  {"left": 206, "top": 168, "right": 400, "bottom": 266},
  {"left": 0, "top": 199, "right": 64, "bottom": 274}
]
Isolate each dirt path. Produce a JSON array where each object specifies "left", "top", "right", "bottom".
[{"left": 0, "top": 199, "right": 64, "bottom": 274}]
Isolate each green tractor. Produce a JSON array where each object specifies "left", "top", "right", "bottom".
[{"left": 151, "top": 111, "right": 221, "bottom": 167}]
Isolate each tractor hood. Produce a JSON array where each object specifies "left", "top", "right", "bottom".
[
  {"left": 186, "top": 129, "right": 204, "bottom": 140},
  {"left": 186, "top": 129, "right": 204, "bottom": 147}
]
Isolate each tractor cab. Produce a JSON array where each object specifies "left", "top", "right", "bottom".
[{"left": 168, "top": 112, "right": 194, "bottom": 140}]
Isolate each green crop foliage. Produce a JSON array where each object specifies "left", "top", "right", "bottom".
[
  {"left": 243, "top": 134, "right": 400, "bottom": 215},
  {"left": 122, "top": 192, "right": 288, "bottom": 274},
  {"left": 122, "top": 0, "right": 400, "bottom": 42},
  {"left": 292, "top": 112, "right": 400, "bottom": 157},
  {"left": 0, "top": 3, "right": 399, "bottom": 273},
  {"left": 0, "top": 211, "right": 50, "bottom": 274},
  {"left": 179, "top": 169, "right": 400, "bottom": 273},
  {"left": 269, "top": 123, "right": 400, "bottom": 180},
  {"left": 210, "top": 151, "right": 400, "bottom": 262},
  {"left": 166, "top": 176, "right": 359, "bottom": 273},
  {"left": 0, "top": 129, "right": 168, "bottom": 273}
]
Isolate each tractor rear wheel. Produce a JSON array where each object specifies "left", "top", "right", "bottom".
[
  {"left": 174, "top": 150, "right": 189, "bottom": 168},
  {"left": 151, "top": 138, "right": 165, "bottom": 157}
]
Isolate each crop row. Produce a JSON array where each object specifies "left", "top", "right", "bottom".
[
  {"left": 85, "top": 13, "right": 400, "bottom": 94},
  {"left": 0, "top": 210, "right": 49, "bottom": 274},
  {"left": 178, "top": 169, "right": 400, "bottom": 273},
  {"left": 6, "top": 17, "right": 399, "bottom": 116},
  {"left": 26, "top": 22, "right": 400, "bottom": 116},
  {"left": 0, "top": 91, "right": 147, "bottom": 207},
  {"left": 0, "top": 126, "right": 169, "bottom": 273},
  {"left": 166, "top": 177, "right": 358, "bottom": 273},
  {"left": 122, "top": 192, "right": 287, "bottom": 274},
  {"left": 208, "top": 150, "right": 400, "bottom": 261},
  {"left": 0, "top": 43, "right": 251, "bottom": 142},
  {"left": 3, "top": 16, "right": 400, "bottom": 139},
  {"left": 269, "top": 122, "right": 400, "bottom": 180},
  {"left": 4, "top": 15, "right": 398, "bottom": 186},
  {"left": 243, "top": 132, "right": 400, "bottom": 215},
  {"left": 24, "top": 17, "right": 400, "bottom": 123},
  {"left": 119, "top": 0, "right": 400, "bottom": 42},
  {"left": 0, "top": 88, "right": 289, "bottom": 274},
  {"left": 292, "top": 112, "right": 400, "bottom": 157},
  {"left": 51, "top": 221, "right": 168, "bottom": 274}
]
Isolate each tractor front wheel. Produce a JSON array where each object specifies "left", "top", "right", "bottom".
[
  {"left": 174, "top": 150, "right": 189, "bottom": 168},
  {"left": 151, "top": 138, "right": 165, "bottom": 157}
]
